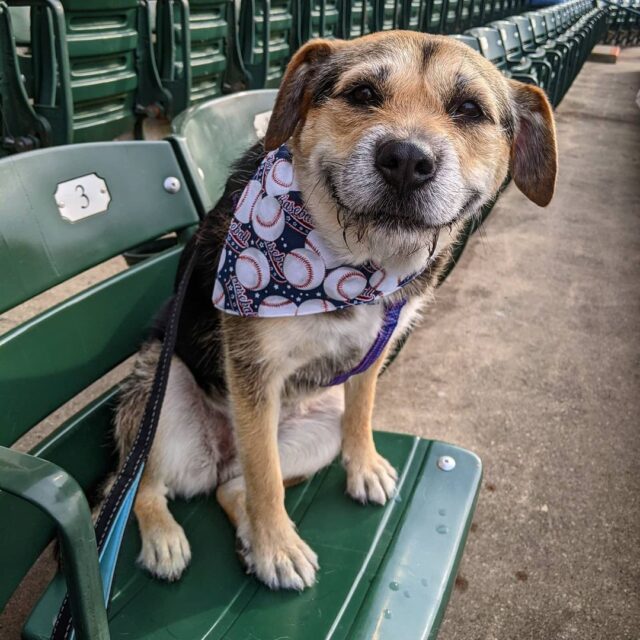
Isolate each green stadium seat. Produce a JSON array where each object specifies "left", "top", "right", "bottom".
[
  {"left": 303, "top": 0, "right": 341, "bottom": 40},
  {"left": 5, "top": 0, "right": 169, "bottom": 146},
  {"left": 489, "top": 20, "right": 552, "bottom": 94},
  {"left": 341, "top": 0, "right": 377, "bottom": 37},
  {"left": 239, "top": 0, "right": 294, "bottom": 89},
  {"left": 466, "top": 25, "right": 536, "bottom": 81},
  {"left": 154, "top": 0, "right": 247, "bottom": 114},
  {"left": 507, "top": 14, "right": 563, "bottom": 104},
  {"left": 0, "top": 2, "right": 50, "bottom": 154},
  {"left": 449, "top": 31, "right": 482, "bottom": 50}
]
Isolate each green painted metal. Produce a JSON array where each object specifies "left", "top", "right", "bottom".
[
  {"left": 24, "top": 433, "right": 482, "bottom": 639},
  {"left": 7, "top": 0, "right": 74, "bottom": 146},
  {"left": 341, "top": 0, "right": 377, "bottom": 37},
  {"left": 0, "top": 140, "right": 198, "bottom": 313},
  {"left": 0, "top": 2, "right": 50, "bottom": 154},
  {"left": 136, "top": 0, "right": 172, "bottom": 118},
  {"left": 170, "top": 89, "right": 277, "bottom": 215},
  {"left": 155, "top": 0, "right": 192, "bottom": 115},
  {"left": 0, "top": 447, "right": 109, "bottom": 640},
  {"left": 7, "top": 0, "right": 173, "bottom": 145},
  {"left": 0, "top": 246, "right": 184, "bottom": 447},
  {"left": 0, "top": 387, "right": 118, "bottom": 613},
  {"left": 239, "top": 0, "right": 294, "bottom": 89},
  {"left": 301, "top": 0, "right": 341, "bottom": 41}
]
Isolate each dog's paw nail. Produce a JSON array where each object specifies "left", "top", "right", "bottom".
[
  {"left": 245, "top": 529, "right": 318, "bottom": 591},
  {"left": 345, "top": 453, "right": 398, "bottom": 506},
  {"left": 138, "top": 523, "right": 191, "bottom": 582}
]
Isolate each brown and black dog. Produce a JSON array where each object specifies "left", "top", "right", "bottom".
[{"left": 114, "top": 31, "right": 557, "bottom": 591}]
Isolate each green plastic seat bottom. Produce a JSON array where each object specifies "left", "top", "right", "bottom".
[{"left": 24, "top": 433, "right": 481, "bottom": 640}]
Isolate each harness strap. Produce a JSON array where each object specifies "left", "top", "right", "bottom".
[
  {"left": 327, "top": 299, "right": 407, "bottom": 386},
  {"left": 51, "top": 247, "right": 199, "bottom": 640}
]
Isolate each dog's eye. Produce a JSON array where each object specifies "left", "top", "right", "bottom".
[
  {"left": 348, "top": 85, "right": 377, "bottom": 106},
  {"left": 454, "top": 100, "right": 483, "bottom": 120}
]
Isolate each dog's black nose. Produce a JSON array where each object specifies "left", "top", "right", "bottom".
[{"left": 375, "top": 140, "right": 436, "bottom": 193}]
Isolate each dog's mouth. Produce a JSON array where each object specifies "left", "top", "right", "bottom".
[{"left": 323, "top": 168, "right": 481, "bottom": 244}]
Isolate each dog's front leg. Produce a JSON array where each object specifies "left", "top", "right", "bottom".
[
  {"left": 342, "top": 348, "right": 398, "bottom": 505},
  {"left": 225, "top": 354, "right": 318, "bottom": 590}
]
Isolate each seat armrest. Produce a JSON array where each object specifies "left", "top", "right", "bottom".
[{"left": 0, "top": 446, "right": 109, "bottom": 640}]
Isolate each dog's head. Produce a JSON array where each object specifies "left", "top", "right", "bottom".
[{"left": 264, "top": 31, "right": 557, "bottom": 267}]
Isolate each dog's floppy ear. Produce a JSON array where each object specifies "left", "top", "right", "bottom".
[
  {"left": 264, "top": 39, "right": 343, "bottom": 151},
  {"left": 509, "top": 81, "right": 558, "bottom": 207}
]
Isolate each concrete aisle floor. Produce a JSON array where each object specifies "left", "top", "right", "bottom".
[{"left": 374, "top": 48, "right": 640, "bottom": 639}]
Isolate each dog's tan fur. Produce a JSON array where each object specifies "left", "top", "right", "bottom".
[{"left": 113, "top": 31, "right": 557, "bottom": 590}]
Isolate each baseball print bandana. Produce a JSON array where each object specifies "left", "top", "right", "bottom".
[{"left": 213, "top": 145, "right": 428, "bottom": 318}]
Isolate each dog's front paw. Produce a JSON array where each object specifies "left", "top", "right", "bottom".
[
  {"left": 236, "top": 520, "right": 318, "bottom": 591},
  {"left": 344, "top": 450, "right": 398, "bottom": 505},
  {"left": 137, "top": 520, "right": 192, "bottom": 582}
]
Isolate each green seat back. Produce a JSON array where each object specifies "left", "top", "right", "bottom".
[
  {"left": 240, "top": 0, "right": 294, "bottom": 89},
  {"left": 0, "top": 140, "right": 200, "bottom": 609},
  {"left": 467, "top": 26, "right": 509, "bottom": 69},
  {"left": 155, "top": 0, "right": 244, "bottom": 112},
  {"left": 380, "top": 0, "right": 401, "bottom": 30},
  {"left": 509, "top": 15, "right": 539, "bottom": 50},
  {"left": 490, "top": 19, "right": 525, "bottom": 57},
  {"left": 341, "top": 0, "right": 376, "bottom": 38},
  {"left": 170, "top": 89, "right": 277, "bottom": 214},
  {"left": 303, "top": 0, "right": 341, "bottom": 40},
  {"left": 401, "top": 0, "right": 423, "bottom": 30},
  {"left": 424, "top": 0, "right": 444, "bottom": 33},
  {"left": 12, "top": 0, "right": 169, "bottom": 145}
]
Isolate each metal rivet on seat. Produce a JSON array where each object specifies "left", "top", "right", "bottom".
[
  {"left": 163, "top": 177, "right": 181, "bottom": 194},
  {"left": 437, "top": 455, "right": 456, "bottom": 472}
]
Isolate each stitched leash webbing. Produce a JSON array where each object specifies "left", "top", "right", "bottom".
[{"left": 50, "top": 247, "right": 199, "bottom": 640}]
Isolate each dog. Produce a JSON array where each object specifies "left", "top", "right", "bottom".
[{"left": 113, "top": 31, "right": 557, "bottom": 591}]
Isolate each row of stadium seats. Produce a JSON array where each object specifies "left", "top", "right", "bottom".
[
  {"left": 601, "top": 0, "right": 640, "bottom": 45},
  {"left": 453, "top": 0, "right": 607, "bottom": 106},
  {"left": 0, "top": 0, "right": 607, "bottom": 156}
]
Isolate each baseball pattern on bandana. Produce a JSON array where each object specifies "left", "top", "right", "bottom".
[{"left": 213, "top": 145, "right": 423, "bottom": 318}]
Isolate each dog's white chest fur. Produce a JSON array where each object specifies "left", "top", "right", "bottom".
[{"left": 260, "top": 294, "right": 427, "bottom": 382}]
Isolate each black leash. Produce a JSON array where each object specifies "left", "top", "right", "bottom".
[{"left": 51, "top": 246, "right": 199, "bottom": 640}]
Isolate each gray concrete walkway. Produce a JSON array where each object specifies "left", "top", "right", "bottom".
[{"left": 375, "top": 48, "right": 640, "bottom": 639}]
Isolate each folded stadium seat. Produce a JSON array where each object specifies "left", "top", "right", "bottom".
[
  {"left": 378, "top": 0, "right": 424, "bottom": 30},
  {"left": 154, "top": 0, "right": 247, "bottom": 114},
  {"left": 299, "top": 0, "right": 341, "bottom": 42},
  {"left": 340, "top": 0, "right": 377, "bottom": 37},
  {"left": 238, "top": 0, "right": 294, "bottom": 88},
  {"left": 5, "top": 0, "right": 171, "bottom": 146},
  {"left": 379, "top": 0, "right": 401, "bottom": 29},
  {"left": 454, "top": 0, "right": 475, "bottom": 33},
  {"left": 489, "top": 20, "right": 555, "bottom": 101},
  {"left": 449, "top": 32, "right": 482, "bottom": 50},
  {"left": 542, "top": 6, "right": 589, "bottom": 82},
  {"left": 468, "top": 0, "right": 484, "bottom": 28},
  {"left": 507, "top": 14, "right": 564, "bottom": 105},
  {"left": 617, "top": 0, "right": 640, "bottom": 45},
  {"left": 400, "top": 0, "right": 424, "bottom": 29},
  {"left": 0, "top": 2, "right": 50, "bottom": 155},
  {"left": 477, "top": 0, "right": 497, "bottom": 28},
  {"left": 526, "top": 11, "right": 576, "bottom": 101},
  {"left": 421, "top": 0, "right": 445, "bottom": 32},
  {"left": 466, "top": 26, "right": 538, "bottom": 83}
]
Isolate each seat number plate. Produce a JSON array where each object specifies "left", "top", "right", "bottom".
[{"left": 55, "top": 173, "right": 111, "bottom": 222}]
